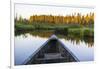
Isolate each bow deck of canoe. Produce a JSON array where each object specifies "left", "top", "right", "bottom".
[{"left": 23, "top": 35, "right": 79, "bottom": 65}]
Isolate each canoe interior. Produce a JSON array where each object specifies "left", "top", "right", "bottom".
[{"left": 24, "top": 37, "right": 79, "bottom": 65}]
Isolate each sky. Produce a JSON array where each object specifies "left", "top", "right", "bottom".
[{"left": 15, "top": 3, "right": 94, "bottom": 19}]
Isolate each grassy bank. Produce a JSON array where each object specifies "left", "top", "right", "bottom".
[{"left": 15, "top": 22, "right": 94, "bottom": 37}]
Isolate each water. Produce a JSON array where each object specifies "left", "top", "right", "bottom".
[{"left": 15, "top": 32, "right": 94, "bottom": 65}]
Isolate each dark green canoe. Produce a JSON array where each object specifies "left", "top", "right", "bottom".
[{"left": 23, "top": 35, "right": 79, "bottom": 65}]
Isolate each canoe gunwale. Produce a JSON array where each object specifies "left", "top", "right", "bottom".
[
  {"left": 57, "top": 39, "right": 79, "bottom": 62},
  {"left": 23, "top": 36, "right": 53, "bottom": 64},
  {"left": 23, "top": 35, "right": 79, "bottom": 65}
]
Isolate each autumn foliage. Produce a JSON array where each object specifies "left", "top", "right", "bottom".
[{"left": 28, "top": 12, "right": 94, "bottom": 25}]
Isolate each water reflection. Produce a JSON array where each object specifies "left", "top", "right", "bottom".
[
  {"left": 15, "top": 30, "right": 94, "bottom": 47},
  {"left": 15, "top": 31, "right": 94, "bottom": 65}
]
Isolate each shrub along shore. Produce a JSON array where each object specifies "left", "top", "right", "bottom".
[{"left": 15, "top": 22, "right": 94, "bottom": 38}]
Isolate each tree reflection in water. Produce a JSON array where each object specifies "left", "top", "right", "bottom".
[{"left": 15, "top": 30, "right": 94, "bottom": 47}]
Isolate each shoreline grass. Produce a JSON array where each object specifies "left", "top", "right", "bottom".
[{"left": 15, "top": 23, "right": 94, "bottom": 37}]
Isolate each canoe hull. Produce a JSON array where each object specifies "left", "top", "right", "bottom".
[{"left": 23, "top": 35, "right": 79, "bottom": 65}]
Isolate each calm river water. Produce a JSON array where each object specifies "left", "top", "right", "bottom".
[{"left": 15, "top": 31, "right": 94, "bottom": 65}]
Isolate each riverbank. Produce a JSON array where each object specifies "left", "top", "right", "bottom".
[{"left": 15, "top": 23, "right": 94, "bottom": 38}]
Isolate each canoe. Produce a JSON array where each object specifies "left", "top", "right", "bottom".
[{"left": 23, "top": 35, "right": 79, "bottom": 65}]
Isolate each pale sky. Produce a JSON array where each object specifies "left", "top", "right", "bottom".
[{"left": 15, "top": 4, "right": 94, "bottom": 19}]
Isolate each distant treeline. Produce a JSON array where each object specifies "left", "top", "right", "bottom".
[{"left": 15, "top": 12, "right": 94, "bottom": 25}]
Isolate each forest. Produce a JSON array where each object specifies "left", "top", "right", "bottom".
[
  {"left": 15, "top": 12, "right": 94, "bottom": 25},
  {"left": 15, "top": 12, "right": 94, "bottom": 37}
]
